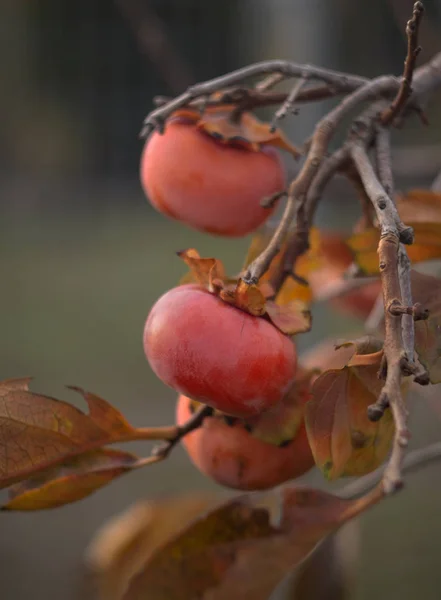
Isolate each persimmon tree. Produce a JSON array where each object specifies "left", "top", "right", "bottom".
[{"left": 4, "top": 2, "right": 441, "bottom": 598}]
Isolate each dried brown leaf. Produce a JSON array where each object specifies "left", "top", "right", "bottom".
[
  {"left": 123, "top": 485, "right": 382, "bottom": 600},
  {"left": 2, "top": 448, "right": 140, "bottom": 511},
  {"left": 85, "top": 494, "right": 219, "bottom": 600},
  {"left": 305, "top": 352, "right": 395, "bottom": 480},
  {"left": 0, "top": 379, "right": 173, "bottom": 490}
]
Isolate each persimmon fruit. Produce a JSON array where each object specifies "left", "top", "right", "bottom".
[
  {"left": 140, "top": 116, "right": 286, "bottom": 237},
  {"left": 177, "top": 394, "right": 314, "bottom": 491},
  {"left": 143, "top": 284, "right": 297, "bottom": 418}
]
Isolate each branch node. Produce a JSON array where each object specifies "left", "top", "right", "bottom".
[
  {"left": 368, "top": 393, "right": 389, "bottom": 422},
  {"left": 414, "top": 370, "right": 430, "bottom": 386},
  {"left": 260, "top": 190, "right": 287, "bottom": 209},
  {"left": 388, "top": 300, "right": 429, "bottom": 320},
  {"left": 383, "top": 477, "right": 404, "bottom": 496},
  {"left": 398, "top": 225, "right": 415, "bottom": 245}
]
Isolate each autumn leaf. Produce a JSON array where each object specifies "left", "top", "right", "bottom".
[
  {"left": 2, "top": 448, "right": 141, "bottom": 511},
  {"left": 305, "top": 345, "right": 397, "bottom": 479},
  {"left": 118, "top": 485, "right": 381, "bottom": 600},
  {"left": 85, "top": 494, "right": 219, "bottom": 600},
  {"left": 265, "top": 299, "right": 312, "bottom": 335},
  {"left": 0, "top": 379, "right": 174, "bottom": 507},
  {"left": 177, "top": 248, "right": 226, "bottom": 290},
  {"left": 348, "top": 190, "right": 441, "bottom": 275},
  {"left": 411, "top": 270, "right": 441, "bottom": 383},
  {"left": 299, "top": 335, "right": 384, "bottom": 374}
]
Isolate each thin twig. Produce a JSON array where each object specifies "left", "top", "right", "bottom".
[
  {"left": 151, "top": 404, "right": 213, "bottom": 459},
  {"left": 270, "top": 77, "right": 306, "bottom": 131},
  {"left": 381, "top": 1, "right": 425, "bottom": 125},
  {"left": 268, "top": 147, "right": 350, "bottom": 294},
  {"left": 256, "top": 72, "right": 285, "bottom": 91},
  {"left": 242, "top": 195, "right": 297, "bottom": 285}
]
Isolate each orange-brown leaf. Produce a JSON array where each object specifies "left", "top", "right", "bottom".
[
  {"left": 2, "top": 448, "right": 140, "bottom": 511},
  {"left": 177, "top": 248, "right": 226, "bottom": 289},
  {"left": 265, "top": 299, "right": 312, "bottom": 335},
  {"left": 299, "top": 336, "right": 384, "bottom": 375},
  {"left": 85, "top": 494, "right": 219, "bottom": 600},
  {"left": 305, "top": 353, "right": 395, "bottom": 480},
  {"left": 0, "top": 379, "right": 168, "bottom": 489},
  {"left": 122, "top": 485, "right": 382, "bottom": 600}
]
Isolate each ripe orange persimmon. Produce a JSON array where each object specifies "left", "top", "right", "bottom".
[
  {"left": 177, "top": 395, "right": 314, "bottom": 491},
  {"left": 143, "top": 284, "right": 297, "bottom": 418},
  {"left": 140, "top": 112, "right": 287, "bottom": 237}
]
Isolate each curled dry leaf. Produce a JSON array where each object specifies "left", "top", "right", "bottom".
[
  {"left": 178, "top": 249, "right": 311, "bottom": 335},
  {"left": 411, "top": 270, "right": 441, "bottom": 383},
  {"left": 305, "top": 343, "right": 398, "bottom": 480},
  {"left": 84, "top": 494, "right": 219, "bottom": 600},
  {"left": 171, "top": 105, "right": 300, "bottom": 157},
  {"left": 121, "top": 485, "right": 382, "bottom": 600},
  {"left": 348, "top": 190, "right": 441, "bottom": 275},
  {"left": 299, "top": 335, "right": 384, "bottom": 374},
  {"left": 0, "top": 379, "right": 176, "bottom": 509}
]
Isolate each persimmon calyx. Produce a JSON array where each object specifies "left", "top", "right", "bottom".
[
  {"left": 168, "top": 104, "right": 300, "bottom": 157},
  {"left": 177, "top": 248, "right": 311, "bottom": 336}
]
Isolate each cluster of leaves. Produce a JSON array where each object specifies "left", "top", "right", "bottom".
[{"left": 84, "top": 485, "right": 380, "bottom": 600}]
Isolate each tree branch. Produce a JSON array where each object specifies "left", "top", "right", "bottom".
[
  {"left": 140, "top": 60, "right": 371, "bottom": 136},
  {"left": 151, "top": 404, "right": 213, "bottom": 460},
  {"left": 381, "top": 2, "right": 424, "bottom": 125},
  {"left": 350, "top": 144, "right": 412, "bottom": 494},
  {"left": 270, "top": 77, "right": 306, "bottom": 131}
]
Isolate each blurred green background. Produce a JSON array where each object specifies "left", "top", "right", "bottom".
[{"left": 1, "top": 1, "right": 441, "bottom": 599}]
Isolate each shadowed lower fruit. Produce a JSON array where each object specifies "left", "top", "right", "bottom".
[
  {"left": 144, "top": 284, "right": 298, "bottom": 418},
  {"left": 177, "top": 395, "right": 315, "bottom": 491}
]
